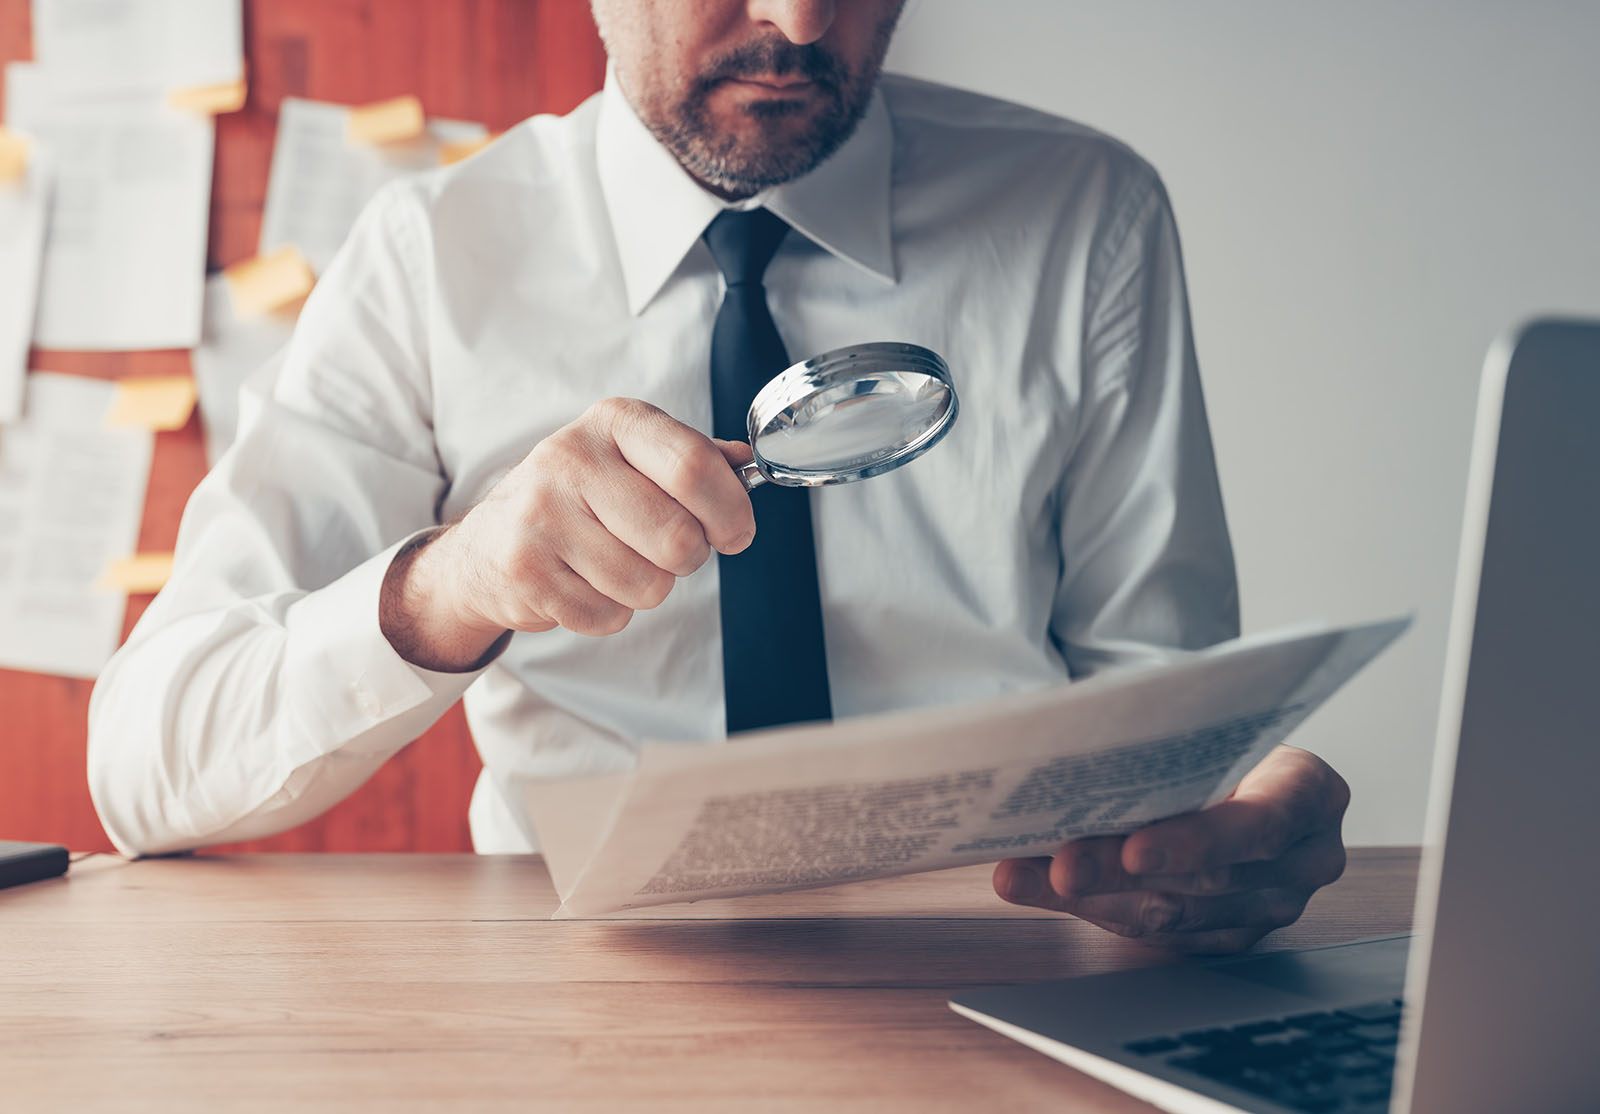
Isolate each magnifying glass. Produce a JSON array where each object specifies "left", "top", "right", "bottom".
[{"left": 734, "top": 341, "right": 958, "bottom": 490}]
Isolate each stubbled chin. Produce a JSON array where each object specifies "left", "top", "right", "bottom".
[{"left": 712, "top": 98, "right": 823, "bottom": 137}]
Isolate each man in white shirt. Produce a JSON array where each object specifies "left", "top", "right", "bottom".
[{"left": 89, "top": 0, "right": 1351, "bottom": 954}]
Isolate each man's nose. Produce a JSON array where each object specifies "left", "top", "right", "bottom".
[{"left": 746, "top": 0, "right": 837, "bottom": 45}]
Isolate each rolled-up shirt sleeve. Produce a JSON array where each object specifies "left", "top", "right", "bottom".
[
  {"left": 88, "top": 184, "right": 482, "bottom": 856},
  {"left": 1051, "top": 169, "right": 1241, "bottom": 675}
]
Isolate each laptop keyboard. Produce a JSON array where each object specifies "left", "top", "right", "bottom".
[{"left": 1123, "top": 998, "right": 1404, "bottom": 1113}]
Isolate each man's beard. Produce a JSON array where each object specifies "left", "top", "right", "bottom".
[{"left": 643, "top": 34, "right": 889, "bottom": 195}]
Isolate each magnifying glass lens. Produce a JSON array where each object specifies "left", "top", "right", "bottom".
[
  {"left": 754, "top": 370, "right": 954, "bottom": 474},
  {"left": 735, "top": 341, "right": 958, "bottom": 490}
]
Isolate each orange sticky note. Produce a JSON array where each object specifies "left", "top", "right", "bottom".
[
  {"left": 0, "top": 127, "right": 30, "bottom": 183},
  {"left": 169, "top": 78, "right": 248, "bottom": 115},
  {"left": 96, "top": 553, "right": 176, "bottom": 595},
  {"left": 347, "top": 96, "right": 426, "bottom": 145},
  {"left": 223, "top": 244, "right": 316, "bottom": 317},
  {"left": 105, "top": 376, "right": 198, "bottom": 432},
  {"left": 439, "top": 133, "right": 494, "bottom": 166}
]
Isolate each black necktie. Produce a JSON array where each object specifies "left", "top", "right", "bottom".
[{"left": 703, "top": 208, "right": 833, "bottom": 734}]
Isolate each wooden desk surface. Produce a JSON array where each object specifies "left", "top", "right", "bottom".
[{"left": 2, "top": 849, "right": 1418, "bottom": 1112}]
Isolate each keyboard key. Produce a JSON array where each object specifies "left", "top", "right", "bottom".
[
  {"left": 1244, "top": 1032, "right": 1305, "bottom": 1057},
  {"left": 1326, "top": 1050, "right": 1386, "bottom": 1073},
  {"left": 1285, "top": 1011, "right": 1353, "bottom": 1031},
  {"left": 1306, "top": 1033, "right": 1363, "bottom": 1056},
  {"left": 1348, "top": 1022, "right": 1401, "bottom": 1045},
  {"left": 1233, "top": 1018, "right": 1289, "bottom": 1036},
  {"left": 1179, "top": 1028, "right": 1238, "bottom": 1047},
  {"left": 1124, "top": 1037, "right": 1181, "bottom": 1055}
]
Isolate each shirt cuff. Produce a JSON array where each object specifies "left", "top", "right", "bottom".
[{"left": 281, "top": 533, "right": 494, "bottom": 762}]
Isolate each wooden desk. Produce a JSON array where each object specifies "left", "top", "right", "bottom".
[{"left": 2, "top": 848, "right": 1418, "bottom": 1112}]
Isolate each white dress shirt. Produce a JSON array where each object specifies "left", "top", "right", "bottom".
[{"left": 88, "top": 71, "right": 1239, "bottom": 856}]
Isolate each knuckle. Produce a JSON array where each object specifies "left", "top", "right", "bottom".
[
  {"left": 1251, "top": 813, "right": 1296, "bottom": 861},
  {"left": 1310, "top": 841, "right": 1347, "bottom": 888},
  {"left": 1268, "top": 894, "right": 1310, "bottom": 930},
  {"left": 589, "top": 396, "right": 640, "bottom": 426},
  {"left": 661, "top": 442, "right": 719, "bottom": 497},
  {"left": 1325, "top": 764, "right": 1353, "bottom": 818},
  {"left": 1291, "top": 746, "right": 1351, "bottom": 820},
  {"left": 526, "top": 585, "right": 571, "bottom": 631},
  {"left": 634, "top": 567, "right": 675, "bottom": 610},
  {"left": 532, "top": 426, "right": 588, "bottom": 473},
  {"left": 655, "top": 511, "right": 710, "bottom": 572},
  {"left": 1085, "top": 916, "right": 1143, "bottom": 940},
  {"left": 1192, "top": 867, "right": 1234, "bottom": 896},
  {"left": 558, "top": 596, "right": 633, "bottom": 637},
  {"left": 1137, "top": 892, "right": 1185, "bottom": 935}
]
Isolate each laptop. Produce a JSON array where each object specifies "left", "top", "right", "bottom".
[{"left": 949, "top": 318, "right": 1600, "bottom": 1114}]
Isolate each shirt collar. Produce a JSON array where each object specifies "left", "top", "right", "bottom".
[{"left": 595, "top": 64, "right": 897, "bottom": 317}]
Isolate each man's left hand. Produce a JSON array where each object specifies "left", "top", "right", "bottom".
[{"left": 993, "top": 745, "right": 1350, "bottom": 954}]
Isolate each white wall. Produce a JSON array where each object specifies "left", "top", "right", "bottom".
[{"left": 886, "top": 1, "right": 1600, "bottom": 844}]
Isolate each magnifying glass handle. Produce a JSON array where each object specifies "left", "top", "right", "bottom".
[{"left": 735, "top": 456, "right": 768, "bottom": 492}]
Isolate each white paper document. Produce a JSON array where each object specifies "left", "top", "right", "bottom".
[
  {"left": 260, "top": 97, "right": 487, "bottom": 271},
  {"left": 0, "top": 372, "right": 154, "bottom": 679},
  {"left": 192, "top": 274, "right": 295, "bottom": 465},
  {"left": 4, "top": 63, "right": 213, "bottom": 350},
  {"left": 0, "top": 152, "right": 50, "bottom": 423},
  {"left": 31, "top": 0, "right": 243, "bottom": 98},
  {"left": 528, "top": 617, "right": 1409, "bottom": 917}
]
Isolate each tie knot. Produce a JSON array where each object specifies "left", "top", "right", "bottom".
[{"left": 703, "top": 208, "right": 790, "bottom": 288}]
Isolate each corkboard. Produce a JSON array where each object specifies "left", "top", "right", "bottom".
[{"left": 0, "top": 0, "right": 607, "bottom": 852}]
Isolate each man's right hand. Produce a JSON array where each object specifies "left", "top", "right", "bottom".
[{"left": 380, "top": 397, "right": 757, "bottom": 672}]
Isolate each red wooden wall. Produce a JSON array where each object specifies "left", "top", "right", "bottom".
[{"left": 0, "top": 0, "right": 607, "bottom": 852}]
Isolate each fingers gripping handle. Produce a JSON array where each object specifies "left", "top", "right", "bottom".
[{"left": 736, "top": 455, "right": 768, "bottom": 491}]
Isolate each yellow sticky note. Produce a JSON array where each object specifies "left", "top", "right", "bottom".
[
  {"left": 0, "top": 127, "right": 30, "bottom": 183},
  {"left": 96, "top": 553, "right": 176, "bottom": 595},
  {"left": 439, "top": 133, "right": 494, "bottom": 167},
  {"left": 347, "top": 96, "right": 426, "bottom": 145},
  {"left": 169, "top": 78, "right": 248, "bottom": 116},
  {"left": 223, "top": 244, "right": 316, "bottom": 317},
  {"left": 105, "top": 377, "right": 198, "bottom": 432}
]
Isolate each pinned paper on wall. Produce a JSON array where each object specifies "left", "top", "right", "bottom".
[
  {"left": 4, "top": 63, "right": 214, "bottom": 351},
  {"left": 105, "top": 376, "right": 198, "bottom": 432},
  {"left": 0, "top": 372, "right": 154, "bottom": 679},
  {"left": 95, "top": 552, "right": 175, "bottom": 594},
  {"left": 31, "top": 0, "right": 244, "bottom": 100},
  {"left": 223, "top": 244, "right": 316, "bottom": 317},
  {"left": 347, "top": 95, "right": 427, "bottom": 145},
  {"left": 0, "top": 126, "right": 30, "bottom": 183},
  {"left": 169, "top": 77, "right": 248, "bottom": 116},
  {"left": 260, "top": 97, "right": 487, "bottom": 271},
  {"left": 0, "top": 151, "right": 51, "bottom": 425}
]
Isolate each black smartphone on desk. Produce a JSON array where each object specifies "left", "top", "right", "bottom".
[{"left": 0, "top": 841, "right": 69, "bottom": 889}]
